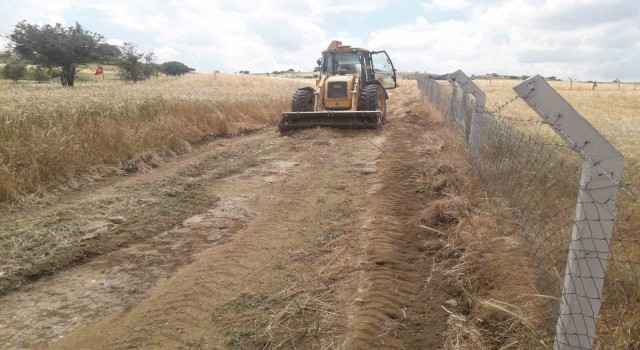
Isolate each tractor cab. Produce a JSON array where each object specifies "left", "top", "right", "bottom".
[
  {"left": 279, "top": 41, "right": 397, "bottom": 132},
  {"left": 318, "top": 45, "right": 397, "bottom": 90}
]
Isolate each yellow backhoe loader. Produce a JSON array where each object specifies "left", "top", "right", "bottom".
[{"left": 278, "top": 41, "right": 397, "bottom": 131}]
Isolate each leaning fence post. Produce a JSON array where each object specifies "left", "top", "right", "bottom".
[
  {"left": 454, "top": 91, "right": 468, "bottom": 136},
  {"left": 444, "top": 76, "right": 457, "bottom": 128},
  {"left": 514, "top": 76, "right": 624, "bottom": 350},
  {"left": 450, "top": 70, "right": 486, "bottom": 162},
  {"left": 434, "top": 83, "right": 442, "bottom": 111},
  {"left": 429, "top": 79, "right": 435, "bottom": 102}
]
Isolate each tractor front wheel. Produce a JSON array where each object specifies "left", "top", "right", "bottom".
[
  {"left": 291, "top": 88, "right": 315, "bottom": 112},
  {"left": 359, "top": 85, "right": 387, "bottom": 124}
]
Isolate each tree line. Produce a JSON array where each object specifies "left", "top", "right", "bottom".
[{"left": 2, "top": 21, "right": 195, "bottom": 86}]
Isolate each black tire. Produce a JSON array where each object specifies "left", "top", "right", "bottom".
[
  {"left": 291, "top": 88, "right": 315, "bottom": 112},
  {"left": 358, "top": 85, "right": 387, "bottom": 124}
]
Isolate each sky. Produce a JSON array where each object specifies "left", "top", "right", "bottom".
[{"left": 1, "top": 0, "right": 639, "bottom": 81}]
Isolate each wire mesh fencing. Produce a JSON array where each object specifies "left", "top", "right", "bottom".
[
  {"left": 417, "top": 75, "right": 451, "bottom": 115},
  {"left": 417, "top": 73, "right": 640, "bottom": 349}
]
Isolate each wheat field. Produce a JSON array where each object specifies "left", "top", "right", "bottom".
[{"left": 0, "top": 74, "right": 306, "bottom": 201}]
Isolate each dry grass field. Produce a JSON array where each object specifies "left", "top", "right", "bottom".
[{"left": 0, "top": 74, "right": 306, "bottom": 202}]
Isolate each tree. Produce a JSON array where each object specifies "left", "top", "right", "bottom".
[
  {"left": 142, "top": 52, "right": 157, "bottom": 79},
  {"left": 159, "top": 61, "right": 191, "bottom": 76},
  {"left": 3, "top": 61, "right": 27, "bottom": 82},
  {"left": 116, "top": 43, "right": 156, "bottom": 82},
  {"left": 8, "top": 21, "right": 120, "bottom": 86}
]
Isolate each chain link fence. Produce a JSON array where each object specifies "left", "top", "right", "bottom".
[{"left": 418, "top": 73, "right": 640, "bottom": 349}]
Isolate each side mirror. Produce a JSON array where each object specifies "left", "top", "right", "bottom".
[{"left": 316, "top": 58, "right": 322, "bottom": 66}]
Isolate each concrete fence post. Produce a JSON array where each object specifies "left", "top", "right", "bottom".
[
  {"left": 425, "top": 78, "right": 431, "bottom": 98},
  {"left": 429, "top": 80, "right": 436, "bottom": 102},
  {"left": 450, "top": 70, "right": 486, "bottom": 162},
  {"left": 454, "top": 91, "right": 468, "bottom": 136},
  {"left": 444, "top": 76, "right": 457, "bottom": 127},
  {"left": 434, "top": 84, "right": 442, "bottom": 111},
  {"left": 513, "top": 76, "right": 624, "bottom": 350}
]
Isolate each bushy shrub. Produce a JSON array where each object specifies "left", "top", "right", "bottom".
[
  {"left": 49, "top": 68, "right": 62, "bottom": 78},
  {"left": 117, "top": 43, "right": 156, "bottom": 83},
  {"left": 24, "top": 66, "right": 52, "bottom": 82},
  {"left": 3, "top": 61, "right": 27, "bottom": 82},
  {"left": 160, "top": 61, "right": 192, "bottom": 76}
]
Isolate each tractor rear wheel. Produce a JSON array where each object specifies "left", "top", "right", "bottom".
[
  {"left": 359, "top": 85, "right": 387, "bottom": 124},
  {"left": 291, "top": 88, "right": 315, "bottom": 112}
]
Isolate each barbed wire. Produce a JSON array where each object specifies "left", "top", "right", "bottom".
[
  {"left": 526, "top": 100, "right": 640, "bottom": 205},
  {"left": 491, "top": 114, "right": 547, "bottom": 124},
  {"left": 491, "top": 94, "right": 520, "bottom": 115}
]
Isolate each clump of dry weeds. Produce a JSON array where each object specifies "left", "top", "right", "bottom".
[
  {"left": 406, "top": 96, "right": 554, "bottom": 349},
  {"left": 431, "top": 175, "right": 552, "bottom": 348}
]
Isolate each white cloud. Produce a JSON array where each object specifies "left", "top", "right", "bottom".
[
  {"left": 76, "top": 0, "right": 349, "bottom": 73},
  {"left": 106, "top": 38, "right": 124, "bottom": 46},
  {"left": 370, "top": 0, "right": 640, "bottom": 80},
  {"left": 422, "top": 0, "right": 472, "bottom": 12},
  {"left": 0, "top": 0, "right": 72, "bottom": 49},
  {"left": 317, "top": 0, "right": 392, "bottom": 13},
  {"left": 1, "top": 0, "right": 638, "bottom": 80},
  {"left": 81, "top": 2, "right": 169, "bottom": 33},
  {"left": 154, "top": 46, "right": 179, "bottom": 62}
]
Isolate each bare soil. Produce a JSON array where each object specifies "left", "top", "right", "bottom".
[{"left": 0, "top": 84, "right": 471, "bottom": 349}]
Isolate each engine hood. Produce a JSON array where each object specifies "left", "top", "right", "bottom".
[
  {"left": 325, "top": 75, "right": 355, "bottom": 84},
  {"left": 322, "top": 74, "right": 355, "bottom": 110}
]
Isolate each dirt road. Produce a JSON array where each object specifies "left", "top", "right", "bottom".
[{"left": 1, "top": 84, "right": 462, "bottom": 349}]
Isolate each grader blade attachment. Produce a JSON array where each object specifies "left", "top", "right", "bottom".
[{"left": 278, "top": 111, "right": 382, "bottom": 132}]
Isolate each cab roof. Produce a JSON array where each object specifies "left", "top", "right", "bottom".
[{"left": 322, "top": 40, "right": 369, "bottom": 54}]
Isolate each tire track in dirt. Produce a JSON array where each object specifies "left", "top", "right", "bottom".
[
  {"left": 48, "top": 125, "right": 385, "bottom": 349},
  {"left": 343, "top": 87, "right": 453, "bottom": 349}
]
